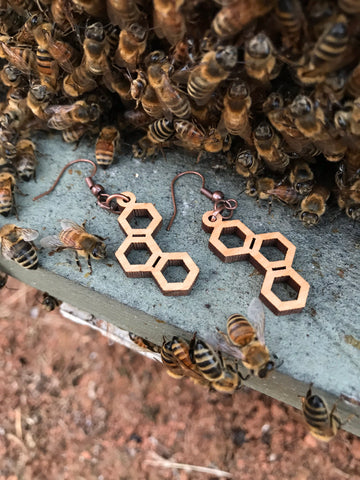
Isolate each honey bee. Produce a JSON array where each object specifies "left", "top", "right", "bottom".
[
  {"left": 161, "top": 338, "right": 185, "bottom": 378},
  {"left": 290, "top": 95, "right": 346, "bottom": 162},
  {"left": 51, "top": 0, "right": 76, "bottom": 31},
  {"left": 40, "top": 219, "right": 107, "bottom": 274},
  {"left": 187, "top": 46, "right": 237, "bottom": 106},
  {"left": 295, "top": 15, "right": 350, "bottom": 85},
  {"left": 148, "top": 63, "right": 191, "bottom": 118},
  {"left": 15, "top": 139, "right": 37, "bottom": 182},
  {"left": 337, "top": 178, "right": 360, "bottom": 220},
  {"left": 347, "top": 62, "right": 360, "bottom": 97},
  {"left": 170, "top": 37, "right": 196, "bottom": 67},
  {"left": 147, "top": 118, "right": 174, "bottom": 144},
  {"left": 0, "top": 88, "right": 30, "bottom": 131},
  {"left": 106, "top": 0, "right": 142, "bottom": 29},
  {"left": 41, "top": 292, "right": 61, "bottom": 311},
  {"left": 0, "top": 172, "right": 16, "bottom": 216},
  {"left": 275, "top": 0, "right": 305, "bottom": 53},
  {"left": 115, "top": 23, "right": 148, "bottom": 71},
  {"left": 212, "top": 0, "right": 275, "bottom": 39},
  {"left": 95, "top": 126, "right": 120, "bottom": 169},
  {"left": 132, "top": 136, "right": 161, "bottom": 161},
  {"left": 220, "top": 81, "right": 253, "bottom": 145},
  {"left": 174, "top": 119, "right": 204, "bottom": 151},
  {"left": 63, "top": 66, "right": 97, "bottom": 98},
  {"left": 82, "top": 22, "right": 110, "bottom": 76},
  {"left": 62, "top": 124, "right": 94, "bottom": 144},
  {"left": 192, "top": 338, "right": 246, "bottom": 393},
  {"left": 71, "top": 0, "right": 107, "bottom": 17},
  {"left": 235, "top": 149, "right": 263, "bottom": 178},
  {"left": 129, "top": 332, "right": 161, "bottom": 353},
  {"left": 26, "top": 84, "right": 51, "bottom": 120},
  {"left": 0, "top": 224, "right": 39, "bottom": 269},
  {"left": 33, "top": 22, "right": 80, "bottom": 74},
  {"left": 0, "top": 64, "right": 24, "bottom": 88},
  {"left": 298, "top": 185, "right": 330, "bottom": 227},
  {"left": 314, "top": 71, "right": 347, "bottom": 110},
  {"left": 253, "top": 121, "right": 289, "bottom": 173},
  {"left": 217, "top": 298, "right": 275, "bottom": 378},
  {"left": 289, "top": 162, "right": 314, "bottom": 195},
  {"left": 301, "top": 385, "right": 341, "bottom": 442},
  {"left": 244, "top": 33, "right": 281, "bottom": 84},
  {"left": 246, "top": 176, "right": 275, "bottom": 211},
  {"left": 266, "top": 183, "right": 304, "bottom": 206},
  {"left": 153, "top": 0, "right": 186, "bottom": 46},
  {"left": 338, "top": 0, "right": 360, "bottom": 14},
  {"left": 130, "top": 70, "right": 147, "bottom": 108},
  {"left": 0, "top": 40, "right": 37, "bottom": 76},
  {"left": 46, "top": 100, "right": 100, "bottom": 130}
]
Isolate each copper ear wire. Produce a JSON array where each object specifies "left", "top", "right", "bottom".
[
  {"left": 167, "top": 170, "right": 238, "bottom": 231},
  {"left": 167, "top": 170, "right": 310, "bottom": 315},
  {"left": 33, "top": 159, "right": 199, "bottom": 296}
]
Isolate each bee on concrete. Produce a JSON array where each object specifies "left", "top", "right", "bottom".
[
  {"left": 187, "top": 46, "right": 237, "bottom": 106},
  {"left": 244, "top": 33, "right": 281, "bottom": 84},
  {"left": 95, "top": 126, "right": 120, "bottom": 169},
  {"left": 266, "top": 183, "right": 303, "bottom": 206},
  {"left": 253, "top": 121, "right": 289, "bottom": 173},
  {"left": 132, "top": 136, "right": 160, "bottom": 161},
  {"left": 46, "top": 100, "right": 100, "bottom": 130},
  {"left": 40, "top": 219, "right": 107, "bottom": 274},
  {"left": 337, "top": 178, "right": 360, "bottom": 221},
  {"left": 26, "top": 84, "right": 51, "bottom": 120},
  {"left": 115, "top": 23, "right": 148, "bottom": 71},
  {"left": 220, "top": 81, "right": 253, "bottom": 145},
  {"left": 245, "top": 176, "right": 276, "bottom": 212},
  {"left": 61, "top": 124, "right": 94, "bottom": 144},
  {"left": 129, "top": 332, "right": 161, "bottom": 353},
  {"left": 15, "top": 139, "right": 37, "bottom": 181},
  {"left": 174, "top": 119, "right": 205, "bottom": 151},
  {"left": 212, "top": 0, "right": 275, "bottom": 39},
  {"left": 148, "top": 63, "right": 191, "bottom": 119},
  {"left": 289, "top": 162, "right": 315, "bottom": 195},
  {"left": 235, "top": 150, "right": 263, "bottom": 178},
  {"left": 0, "top": 171, "right": 16, "bottom": 217},
  {"left": 153, "top": 0, "right": 186, "bottom": 46},
  {"left": 41, "top": 292, "right": 62, "bottom": 311},
  {"left": 217, "top": 298, "right": 275, "bottom": 378},
  {"left": 0, "top": 224, "right": 39, "bottom": 269},
  {"left": 298, "top": 185, "right": 330, "bottom": 227},
  {"left": 106, "top": 0, "right": 142, "bottom": 29},
  {"left": 301, "top": 384, "right": 342, "bottom": 442}
]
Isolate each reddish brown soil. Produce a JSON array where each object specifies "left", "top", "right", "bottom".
[{"left": 0, "top": 277, "right": 359, "bottom": 480}]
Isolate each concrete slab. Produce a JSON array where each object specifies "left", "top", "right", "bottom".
[{"left": 0, "top": 132, "right": 359, "bottom": 436}]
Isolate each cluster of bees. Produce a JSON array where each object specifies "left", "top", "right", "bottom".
[{"left": 0, "top": 0, "right": 358, "bottom": 225}]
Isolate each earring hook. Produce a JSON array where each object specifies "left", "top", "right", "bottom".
[{"left": 166, "top": 170, "right": 237, "bottom": 231}]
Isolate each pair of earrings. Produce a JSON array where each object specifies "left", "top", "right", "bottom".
[{"left": 34, "top": 161, "right": 309, "bottom": 316}]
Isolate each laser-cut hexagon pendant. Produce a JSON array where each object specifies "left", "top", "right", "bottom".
[
  {"left": 202, "top": 211, "right": 310, "bottom": 315},
  {"left": 114, "top": 192, "right": 199, "bottom": 296}
]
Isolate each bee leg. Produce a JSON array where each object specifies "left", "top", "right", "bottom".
[
  {"left": 87, "top": 255, "right": 93, "bottom": 275},
  {"left": 81, "top": 220, "right": 87, "bottom": 229},
  {"left": 74, "top": 251, "right": 82, "bottom": 272},
  {"left": 268, "top": 196, "right": 273, "bottom": 215},
  {"left": 196, "top": 150, "right": 203, "bottom": 164}
]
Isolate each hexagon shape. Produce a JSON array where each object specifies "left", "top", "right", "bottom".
[
  {"left": 152, "top": 252, "right": 199, "bottom": 296},
  {"left": 260, "top": 267, "right": 310, "bottom": 315},
  {"left": 115, "top": 236, "right": 162, "bottom": 278},
  {"left": 208, "top": 220, "right": 255, "bottom": 263},
  {"left": 118, "top": 202, "right": 163, "bottom": 237},
  {"left": 250, "top": 232, "right": 296, "bottom": 275}
]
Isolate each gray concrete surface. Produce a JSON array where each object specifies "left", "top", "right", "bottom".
[{"left": 0, "top": 132, "right": 359, "bottom": 436}]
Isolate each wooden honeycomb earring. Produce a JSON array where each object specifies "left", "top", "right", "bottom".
[
  {"left": 166, "top": 171, "right": 310, "bottom": 316},
  {"left": 34, "top": 159, "right": 199, "bottom": 296}
]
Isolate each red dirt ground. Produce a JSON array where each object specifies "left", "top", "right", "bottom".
[{"left": 0, "top": 277, "right": 359, "bottom": 480}]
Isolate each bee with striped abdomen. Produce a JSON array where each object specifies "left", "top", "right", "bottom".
[
  {"left": 0, "top": 224, "right": 39, "bottom": 269},
  {"left": 95, "top": 126, "right": 120, "bottom": 169},
  {"left": 40, "top": 219, "right": 107, "bottom": 274},
  {"left": 0, "top": 172, "right": 16, "bottom": 217},
  {"left": 15, "top": 139, "right": 37, "bottom": 181}
]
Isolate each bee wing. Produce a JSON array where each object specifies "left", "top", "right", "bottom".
[
  {"left": 247, "top": 297, "right": 266, "bottom": 345},
  {"left": 18, "top": 227, "right": 39, "bottom": 241},
  {"left": 45, "top": 104, "right": 77, "bottom": 116},
  {"left": 40, "top": 235, "right": 63, "bottom": 248},
  {"left": 60, "top": 218, "right": 84, "bottom": 232},
  {"left": 0, "top": 239, "right": 14, "bottom": 260},
  {"left": 204, "top": 331, "right": 245, "bottom": 361}
]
